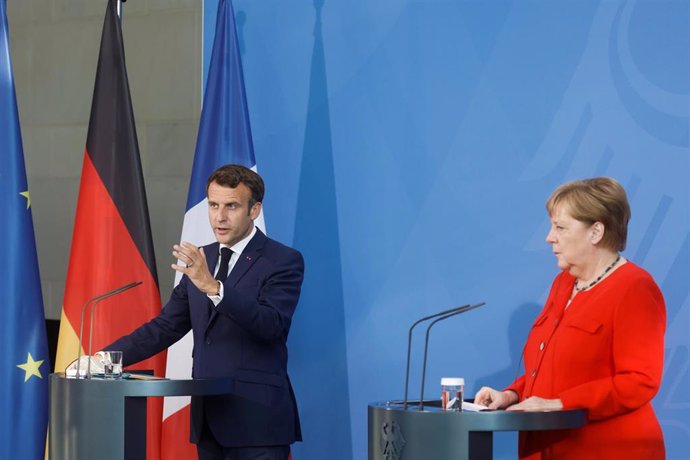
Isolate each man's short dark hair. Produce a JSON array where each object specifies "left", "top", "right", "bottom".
[{"left": 206, "top": 164, "right": 264, "bottom": 208}]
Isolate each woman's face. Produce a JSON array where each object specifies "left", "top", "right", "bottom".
[{"left": 545, "top": 204, "right": 595, "bottom": 275}]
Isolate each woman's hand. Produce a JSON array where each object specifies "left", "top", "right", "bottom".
[
  {"left": 473, "top": 387, "right": 519, "bottom": 410},
  {"left": 507, "top": 396, "right": 563, "bottom": 412}
]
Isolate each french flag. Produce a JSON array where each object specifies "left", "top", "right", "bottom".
[{"left": 161, "top": 1, "right": 264, "bottom": 458}]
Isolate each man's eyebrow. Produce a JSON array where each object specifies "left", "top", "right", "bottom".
[{"left": 208, "top": 199, "right": 242, "bottom": 205}]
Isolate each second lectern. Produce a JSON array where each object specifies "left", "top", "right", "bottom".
[{"left": 369, "top": 400, "right": 586, "bottom": 460}]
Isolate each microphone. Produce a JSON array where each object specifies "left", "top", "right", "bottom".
[
  {"left": 403, "top": 304, "right": 471, "bottom": 408},
  {"left": 418, "top": 302, "right": 485, "bottom": 410},
  {"left": 73, "top": 281, "right": 142, "bottom": 378}
]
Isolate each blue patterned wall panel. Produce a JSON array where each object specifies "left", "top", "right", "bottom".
[{"left": 204, "top": 1, "right": 689, "bottom": 458}]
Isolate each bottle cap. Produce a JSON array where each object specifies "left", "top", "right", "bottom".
[{"left": 441, "top": 377, "right": 465, "bottom": 386}]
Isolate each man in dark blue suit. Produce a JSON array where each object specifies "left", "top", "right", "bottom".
[{"left": 107, "top": 164, "right": 303, "bottom": 460}]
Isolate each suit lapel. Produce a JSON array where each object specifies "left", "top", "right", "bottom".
[
  {"left": 205, "top": 242, "right": 221, "bottom": 275},
  {"left": 206, "top": 230, "right": 266, "bottom": 328},
  {"left": 199, "top": 242, "right": 220, "bottom": 327},
  {"left": 225, "top": 231, "right": 265, "bottom": 287}
]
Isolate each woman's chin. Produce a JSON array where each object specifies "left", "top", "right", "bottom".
[{"left": 555, "top": 259, "right": 571, "bottom": 271}]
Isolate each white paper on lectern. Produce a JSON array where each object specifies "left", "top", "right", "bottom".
[{"left": 462, "top": 401, "right": 491, "bottom": 412}]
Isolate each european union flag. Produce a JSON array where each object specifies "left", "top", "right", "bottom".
[{"left": 0, "top": 0, "right": 50, "bottom": 458}]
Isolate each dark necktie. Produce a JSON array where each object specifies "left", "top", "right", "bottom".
[{"left": 215, "top": 247, "right": 233, "bottom": 282}]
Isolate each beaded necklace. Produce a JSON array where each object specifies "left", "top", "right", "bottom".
[{"left": 574, "top": 255, "right": 621, "bottom": 292}]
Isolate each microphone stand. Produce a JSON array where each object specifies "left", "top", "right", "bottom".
[
  {"left": 74, "top": 281, "right": 142, "bottom": 378},
  {"left": 403, "top": 304, "right": 470, "bottom": 409},
  {"left": 418, "top": 302, "right": 485, "bottom": 410}
]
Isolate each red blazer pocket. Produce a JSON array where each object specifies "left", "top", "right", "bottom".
[{"left": 567, "top": 316, "right": 603, "bottom": 334}]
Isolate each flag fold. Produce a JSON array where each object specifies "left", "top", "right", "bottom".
[
  {"left": 0, "top": 1, "right": 50, "bottom": 458},
  {"left": 54, "top": 1, "right": 166, "bottom": 458},
  {"left": 162, "top": 1, "right": 262, "bottom": 458}
]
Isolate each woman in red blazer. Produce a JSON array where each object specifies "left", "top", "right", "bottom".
[{"left": 475, "top": 177, "right": 666, "bottom": 460}]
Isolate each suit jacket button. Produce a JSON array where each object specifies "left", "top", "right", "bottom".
[{"left": 206, "top": 338, "right": 212, "bottom": 345}]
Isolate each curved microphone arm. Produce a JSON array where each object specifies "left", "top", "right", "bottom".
[
  {"left": 419, "top": 302, "right": 486, "bottom": 410},
  {"left": 73, "top": 281, "right": 142, "bottom": 378},
  {"left": 403, "top": 304, "right": 470, "bottom": 408}
]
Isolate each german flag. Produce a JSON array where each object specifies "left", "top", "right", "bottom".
[{"left": 54, "top": 1, "right": 166, "bottom": 459}]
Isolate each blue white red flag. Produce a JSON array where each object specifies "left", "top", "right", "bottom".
[{"left": 161, "top": 1, "right": 263, "bottom": 457}]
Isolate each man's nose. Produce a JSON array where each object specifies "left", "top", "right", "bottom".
[{"left": 215, "top": 210, "right": 227, "bottom": 222}]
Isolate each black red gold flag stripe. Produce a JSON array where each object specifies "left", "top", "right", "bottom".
[{"left": 55, "top": 1, "right": 166, "bottom": 459}]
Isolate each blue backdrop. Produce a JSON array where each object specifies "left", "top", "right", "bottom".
[{"left": 204, "top": 1, "right": 689, "bottom": 458}]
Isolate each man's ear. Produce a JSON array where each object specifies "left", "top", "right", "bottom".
[{"left": 249, "top": 201, "right": 262, "bottom": 220}]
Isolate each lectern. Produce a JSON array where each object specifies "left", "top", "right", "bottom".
[
  {"left": 49, "top": 373, "right": 234, "bottom": 460},
  {"left": 368, "top": 400, "right": 586, "bottom": 460}
]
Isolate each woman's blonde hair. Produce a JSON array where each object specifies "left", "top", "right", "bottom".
[{"left": 546, "top": 177, "right": 631, "bottom": 251}]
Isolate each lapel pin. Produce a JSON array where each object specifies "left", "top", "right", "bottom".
[{"left": 246, "top": 256, "right": 252, "bottom": 261}]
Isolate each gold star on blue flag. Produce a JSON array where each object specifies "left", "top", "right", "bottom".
[
  {"left": 1, "top": 1, "right": 50, "bottom": 458},
  {"left": 20, "top": 190, "right": 31, "bottom": 208},
  {"left": 16, "top": 353, "right": 44, "bottom": 382}
]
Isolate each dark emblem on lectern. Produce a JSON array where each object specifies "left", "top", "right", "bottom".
[{"left": 381, "top": 420, "right": 406, "bottom": 460}]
